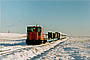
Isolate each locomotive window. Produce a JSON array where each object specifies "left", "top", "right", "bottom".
[
  {"left": 35, "top": 28, "right": 41, "bottom": 32},
  {"left": 27, "top": 27, "right": 35, "bottom": 32},
  {"left": 28, "top": 27, "right": 41, "bottom": 32},
  {"left": 38, "top": 28, "right": 41, "bottom": 32}
]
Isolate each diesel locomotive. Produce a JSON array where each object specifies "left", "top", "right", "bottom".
[{"left": 26, "top": 25, "right": 67, "bottom": 45}]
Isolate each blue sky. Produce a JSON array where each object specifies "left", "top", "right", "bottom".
[{"left": 0, "top": 0, "right": 90, "bottom": 36}]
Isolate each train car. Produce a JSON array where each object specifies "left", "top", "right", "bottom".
[
  {"left": 55, "top": 32, "right": 60, "bottom": 40},
  {"left": 48, "top": 31, "right": 53, "bottom": 39},
  {"left": 60, "top": 33, "right": 67, "bottom": 40},
  {"left": 26, "top": 25, "right": 47, "bottom": 45},
  {"left": 46, "top": 32, "right": 60, "bottom": 42}
]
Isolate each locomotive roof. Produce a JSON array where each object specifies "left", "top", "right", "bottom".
[{"left": 27, "top": 25, "right": 43, "bottom": 29}]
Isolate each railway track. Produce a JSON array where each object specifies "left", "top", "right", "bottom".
[
  {"left": 0, "top": 42, "right": 50, "bottom": 55},
  {"left": 0, "top": 38, "right": 69, "bottom": 57},
  {"left": 30, "top": 38, "right": 69, "bottom": 60}
]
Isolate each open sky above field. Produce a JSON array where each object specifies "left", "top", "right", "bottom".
[{"left": 0, "top": 0, "right": 90, "bottom": 36}]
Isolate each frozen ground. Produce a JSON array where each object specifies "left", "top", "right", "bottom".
[
  {"left": 33, "top": 37, "right": 90, "bottom": 60},
  {"left": 0, "top": 33, "right": 90, "bottom": 60}
]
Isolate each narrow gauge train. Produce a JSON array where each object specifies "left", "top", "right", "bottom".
[{"left": 26, "top": 25, "right": 67, "bottom": 45}]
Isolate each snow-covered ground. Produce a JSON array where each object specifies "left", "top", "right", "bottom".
[
  {"left": 0, "top": 33, "right": 90, "bottom": 60},
  {"left": 33, "top": 37, "right": 90, "bottom": 60},
  {"left": 0, "top": 33, "right": 68, "bottom": 60}
]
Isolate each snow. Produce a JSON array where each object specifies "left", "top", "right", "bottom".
[
  {"left": 32, "top": 37, "right": 90, "bottom": 60},
  {"left": 0, "top": 33, "right": 26, "bottom": 40},
  {"left": 0, "top": 33, "right": 90, "bottom": 60}
]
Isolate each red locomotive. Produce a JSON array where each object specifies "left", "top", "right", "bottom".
[{"left": 26, "top": 25, "right": 46, "bottom": 45}]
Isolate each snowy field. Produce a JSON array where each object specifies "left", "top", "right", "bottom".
[
  {"left": 33, "top": 37, "right": 90, "bottom": 60},
  {"left": 0, "top": 33, "right": 90, "bottom": 60}
]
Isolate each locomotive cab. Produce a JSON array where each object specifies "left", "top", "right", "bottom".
[{"left": 26, "top": 25, "right": 44, "bottom": 45}]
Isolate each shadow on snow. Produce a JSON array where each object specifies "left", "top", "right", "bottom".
[{"left": 0, "top": 39, "right": 27, "bottom": 46}]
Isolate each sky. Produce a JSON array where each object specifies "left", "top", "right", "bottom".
[{"left": 0, "top": 0, "right": 90, "bottom": 36}]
